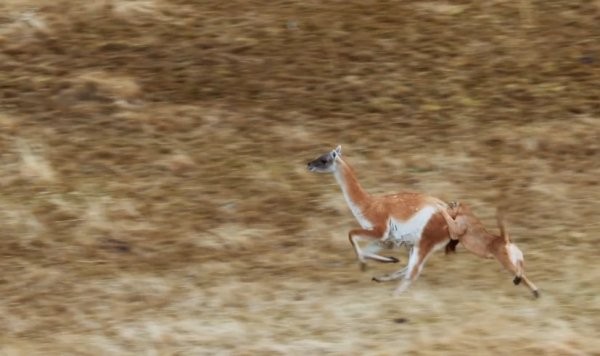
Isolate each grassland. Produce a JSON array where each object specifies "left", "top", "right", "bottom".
[{"left": 0, "top": 0, "right": 599, "bottom": 354}]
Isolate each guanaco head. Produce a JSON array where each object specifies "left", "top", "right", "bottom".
[{"left": 307, "top": 145, "right": 342, "bottom": 173}]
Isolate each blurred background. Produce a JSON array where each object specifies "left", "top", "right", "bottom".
[{"left": 0, "top": 0, "right": 598, "bottom": 354}]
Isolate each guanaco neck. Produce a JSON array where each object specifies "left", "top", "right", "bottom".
[{"left": 333, "top": 157, "right": 373, "bottom": 218}]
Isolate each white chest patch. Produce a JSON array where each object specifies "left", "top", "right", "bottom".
[{"left": 385, "top": 205, "right": 437, "bottom": 246}]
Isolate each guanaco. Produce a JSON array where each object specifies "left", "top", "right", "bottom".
[
  {"left": 307, "top": 145, "right": 458, "bottom": 296},
  {"left": 440, "top": 201, "right": 540, "bottom": 298}
]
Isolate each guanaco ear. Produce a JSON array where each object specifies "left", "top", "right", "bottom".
[{"left": 334, "top": 145, "right": 342, "bottom": 156}]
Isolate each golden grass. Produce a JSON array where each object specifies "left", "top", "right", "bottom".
[{"left": 0, "top": 0, "right": 599, "bottom": 354}]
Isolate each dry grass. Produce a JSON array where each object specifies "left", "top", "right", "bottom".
[{"left": 0, "top": 0, "right": 599, "bottom": 354}]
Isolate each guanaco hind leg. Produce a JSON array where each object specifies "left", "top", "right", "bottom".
[
  {"left": 371, "top": 266, "right": 408, "bottom": 282},
  {"left": 392, "top": 240, "right": 449, "bottom": 297},
  {"left": 392, "top": 246, "right": 424, "bottom": 296}
]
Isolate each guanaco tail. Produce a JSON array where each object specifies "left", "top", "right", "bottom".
[{"left": 307, "top": 145, "right": 458, "bottom": 297}]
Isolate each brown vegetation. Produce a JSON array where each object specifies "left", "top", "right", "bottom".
[{"left": 0, "top": 0, "right": 598, "bottom": 354}]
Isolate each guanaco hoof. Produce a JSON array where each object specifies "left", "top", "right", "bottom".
[
  {"left": 513, "top": 276, "right": 522, "bottom": 285},
  {"left": 533, "top": 290, "right": 540, "bottom": 299},
  {"left": 360, "top": 262, "right": 367, "bottom": 272},
  {"left": 387, "top": 256, "right": 399, "bottom": 263},
  {"left": 393, "top": 317, "right": 408, "bottom": 324},
  {"left": 372, "top": 277, "right": 381, "bottom": 283}
]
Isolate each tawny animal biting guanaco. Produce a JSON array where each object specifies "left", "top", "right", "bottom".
[
  {"left": 440, "top": 202, "right": 540, "bottom": 298},
  {"left": 307, "top": 145, "right": 458, "bottom": 296}
]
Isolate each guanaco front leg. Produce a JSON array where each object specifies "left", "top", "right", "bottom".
[
  {"left": 375, "top": 244, "right": 438, "bottom": 294},
  {"left": 348, "top": 228, "right": 399, "bottom": 271},
  {"left": 372, "top": 248, "right": 412, "bottom": 282}
]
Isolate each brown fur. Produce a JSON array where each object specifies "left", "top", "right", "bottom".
[
  {"left": 411, "top": 212, "right": 455, "bottom": 280},
  {"left": 440, "top": 202, "right": 540, "bottom": 298},
  {"left": 337, "top": 158, "right": 442, "bottom": 223},
  {"left": 330, "top": 156, "right": 460, "bottom": 295},
  {"left": 308, "top": 148, "right": 463, "bottom": 295}
]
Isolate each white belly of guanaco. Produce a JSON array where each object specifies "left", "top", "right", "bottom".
[{"left": 385, "top": 205, "right": 438, "bottom": 246}]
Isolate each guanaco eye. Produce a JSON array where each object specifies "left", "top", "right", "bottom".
[{"left": 320, "top": 159, "right": 327, "bottom": 164}]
